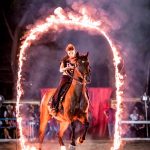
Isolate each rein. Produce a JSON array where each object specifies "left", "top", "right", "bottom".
[
  {"left": 65, "top": 67, "right": 91, "bottom": 85},
  {"left": 65, "top": 71, "right": 84, "bottom": 85}
]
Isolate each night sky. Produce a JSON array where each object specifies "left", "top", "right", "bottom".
[
  {"left": 0, "top": 0, "right": 150, "bottom": 100},
  {"left": 0, "top": 0, "right": 14, "bottom": 99}
]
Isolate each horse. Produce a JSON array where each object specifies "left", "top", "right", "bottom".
[{"left": 39, "top": 52, "right": 91, "bottom": 150}]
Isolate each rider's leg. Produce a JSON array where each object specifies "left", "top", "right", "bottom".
[
  {"left": 54, "top": 76, "right": 71, "bottom": 113},
  {"left": 48, "top": 76, "right": 65, "bottom": 109},
  {"left": 48, "top": 75, "right": 71, "bottom": 114}
]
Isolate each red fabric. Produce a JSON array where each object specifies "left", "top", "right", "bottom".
[
  {"left": 41, "top": 87, "right": 112, "bottom": 137},
  {"left": 88, "top": 88, "right": 112, "bottom": 137}
]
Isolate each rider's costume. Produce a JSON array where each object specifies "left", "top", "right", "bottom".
[{"left": 48, "top": 55, "right": 77, "bottom": 113}]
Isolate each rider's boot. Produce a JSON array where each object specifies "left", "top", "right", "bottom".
[
  {"left": 54, "top": 96, "right": 64, "bottom": 114},
  {"left": 55, "top": 103, "right": 59, "bottom": 114}
]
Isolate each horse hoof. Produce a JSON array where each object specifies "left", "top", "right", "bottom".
[
  {"left": 69, "top": 144, "right": 76, "bottom": 150},
  {"left": 76, "top": 137, "right": 83, "bottom": 144},
  {"left": 60, "top": 145, "right": 66, "bottom": 150}
]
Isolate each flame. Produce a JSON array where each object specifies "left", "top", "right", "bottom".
[{"left": 16, "top": 5, "right": 125, "bottom": 150}]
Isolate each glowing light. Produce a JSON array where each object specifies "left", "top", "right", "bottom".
[{"left": 16, "top": 6, "right": 124, "bottom": 150}]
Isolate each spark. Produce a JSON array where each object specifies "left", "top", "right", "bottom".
[{"left": 16, "top": 6, "right": 124, "bottom": 150}]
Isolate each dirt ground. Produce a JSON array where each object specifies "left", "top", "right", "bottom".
[{"left": 0, "top": 140, "right": 150, "bottom": 150}]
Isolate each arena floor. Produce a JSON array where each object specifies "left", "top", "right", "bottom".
[{"left": 0, "top": 140, "right": 150, "bottom": 150}]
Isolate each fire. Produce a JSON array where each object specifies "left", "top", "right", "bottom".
[{"left": 16, "top": 5, "right": 124, "bottom": 150}]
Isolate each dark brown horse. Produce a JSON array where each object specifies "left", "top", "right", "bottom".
[{"left": 39, "top": 52, "right": 90, "bottom": 150}]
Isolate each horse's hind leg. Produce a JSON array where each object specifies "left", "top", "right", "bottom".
[
  {"left": 58, "top": 121, "right": 69, "bottom": 148},
  {"left": 39, "top": 105, "right": 50, "bottom": 150}
]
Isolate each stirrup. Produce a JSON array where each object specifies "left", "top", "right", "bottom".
[
  {"left": 51, "top": 108, "right": 58, "bottom": 116},
  {"left": 48, "top": 106, "right": 57, "bottom": 116},
  {"left": 48, "top": 97, "right": 53, "bottom": 104},
  {"left": 48, "top": 99, "right": 54, "bottom": 112}
]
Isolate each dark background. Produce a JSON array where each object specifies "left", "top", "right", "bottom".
[{"left": 0, "top": 0, "right": 150, "bottom": 100}]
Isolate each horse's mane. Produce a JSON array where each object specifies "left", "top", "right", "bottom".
[
  {"left": 76, "top": 53, "right": 89, "bottom": 63},
  {"left": 78, "top": 55, "right": 88, "bottom": 60}
]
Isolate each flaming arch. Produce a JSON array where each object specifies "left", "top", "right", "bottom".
[{"left": 16, "top": 6, "right": 125, "bottom": 150}]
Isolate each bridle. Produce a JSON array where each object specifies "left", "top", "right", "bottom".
[{"left": 65, "top": 60, "right": 91, "bottom": 85}]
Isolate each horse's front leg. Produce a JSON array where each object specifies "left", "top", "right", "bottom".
[
  {"left": 77, "top": 90, "right": 89, "bottom": 144},
  {"left": 68, "top": 121, "right": 76, "bottom": 150},
  {"left": 77, "top": 114, "right": 89, "bottom": 144},
  {"left": 70, "top": 121, "right": 76, "bottom": 146},
  {"left": 79, "top": 121, "right": 89, "bottom": 143},
  {"left": 58, "top": 121, "right": 69, "bottom": 150}
]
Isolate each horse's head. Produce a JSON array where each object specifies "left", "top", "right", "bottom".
[{"left": 75, "top": 52, "right": 91, "bottom": 83}]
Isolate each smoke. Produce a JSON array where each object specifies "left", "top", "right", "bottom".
[
  {"left": 22, "top": 45, "right": 62, "bottom": 99},
  {"left": 14, "top": 0, "right": 150, "bottom": 99},
  {"left": 62, "top": 0, "right": 149, "bottom": 97},
  {"left": 57, "top": 30, "right": 115, "bottom": 87},
  {"left": 64, "top": 0, "right": 150, "bottom": 97},
  {"left": 10, "top": 1, "right": 150, "bottom": 144}
]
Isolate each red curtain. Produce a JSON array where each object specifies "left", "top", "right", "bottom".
[
  {"left": 41, "top": 87, "right": 112, "bottom": 137},
  {"left": 88, "top": 88, "right": 112, "bottom": 137}
]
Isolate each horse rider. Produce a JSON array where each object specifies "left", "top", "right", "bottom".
[{"left": 48, "top": 43, "right": 78, "bottom": 114}]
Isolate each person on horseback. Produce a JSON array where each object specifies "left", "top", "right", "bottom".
[
  {"left": 40, "top": 46, "right": 91, "bottom": 150},
  {"left": 48, "top": 43, "right": 78, "bottom": 114}
]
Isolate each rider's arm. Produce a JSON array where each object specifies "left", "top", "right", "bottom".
[
  {"left": 59, "top": 62, "right": 66, "bottom": 73},
  {"left": 59, "top": 62, "right": 74, "bottom": 73}
]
